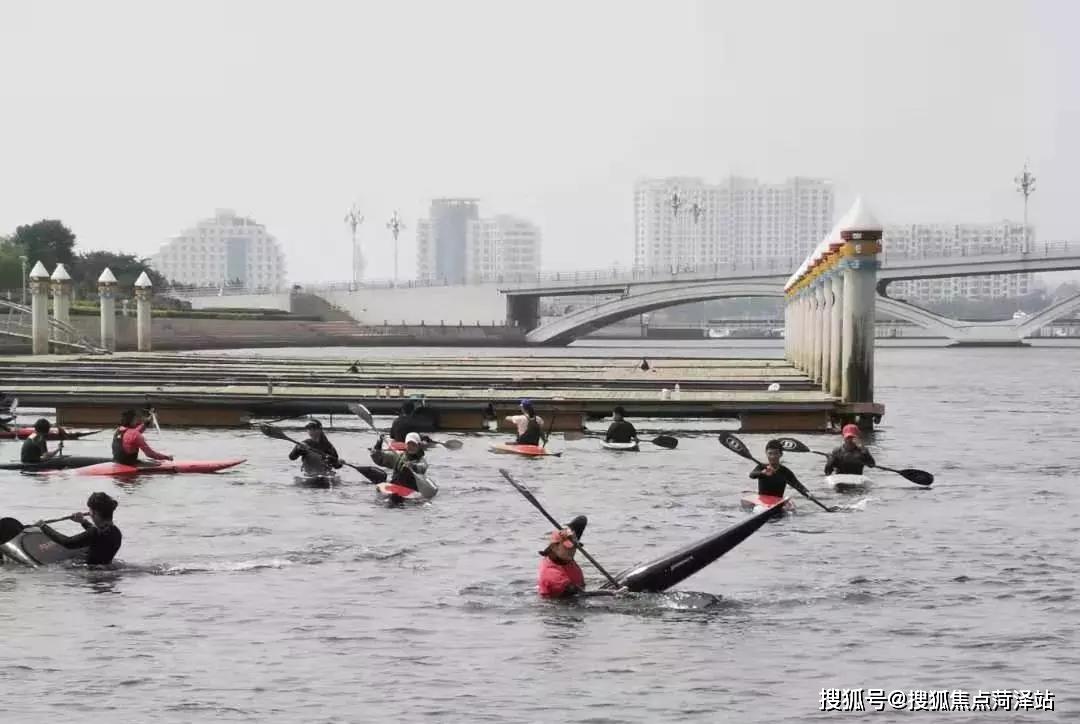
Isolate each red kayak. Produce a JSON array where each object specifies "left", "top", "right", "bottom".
[
  {"left": 488, "top": 443, "right": 561, "bottom": 458},
  {"left": 387, "top": 440, "right": 436, "bottom": 452},
  {"left": 62, "top": 459, "right": 246, "bottom": 476},
  {"left": 0, "top": 427, "right": 98, "bottom": 441},
  {"left": 740, "top": 494, "right": 796, "bottom": 515}
]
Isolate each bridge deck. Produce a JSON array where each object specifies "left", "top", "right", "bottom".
[{"left": 0, "top": 352, "right": 878, "bottom": 432}]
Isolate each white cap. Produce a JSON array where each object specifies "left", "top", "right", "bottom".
[{"left": 405, "top": 432, "right": 423, "bottom": 445}]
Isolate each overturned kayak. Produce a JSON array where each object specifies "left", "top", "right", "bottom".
[
  {"left": 739, "top": 494, "right": 796, "bottom": 515},
  {"left": 61, "top": 459, "right": 246, "bottom": 476},
  {"left": 0, "top": 523, "right": 85, "bottom": 567},
  {"left": 0, "top": 456, "right": 112, "bottom": 472},
  {"left": 601, "top": 441, "right": 639, "bottom": 452},
  {"left": 0, "top": 427, "right": 98, "bottom": 441},
  {"left": 603, "top": 500, "right": 789, "bottom": 593},
  {"left": 489, "top": 443, "right": 560, "bottom": 457},
  {"left": 825, "top": 474, "right": 871, "bottom": 493}
]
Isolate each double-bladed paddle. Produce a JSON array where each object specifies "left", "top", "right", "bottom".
[
  {"left": 347, "top": 403, "right": 463, "bottom": 450},
  {"left": 258, "top": 424, "right": 387, "bottom": 483},
  {"left": 562, "top": 430, "right": 678, "bottom": 449},
  {"left": 498, "top": 468, "right": 621, "bottom": 589},
  {"left": 774, "top": 437, "right": 934, "bottom": 487},
  {"left": 717, "top": 432, "right": 839, "bottom": 513}
]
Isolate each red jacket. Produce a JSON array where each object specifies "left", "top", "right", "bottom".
[
  {"left": 537, "top": 556, "right": 585, "bottom": 598},
  {"left": 121, "top": 424, "right": 169, "bottom": 460}
]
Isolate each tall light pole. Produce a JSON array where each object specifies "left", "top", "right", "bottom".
[
  {"left": 1015, "top": 162, "right": 1036, "bottom": 254},
  {"left": 18, "top": 255, "right": 27, "bottom": 306},
  {"left": 387, "top": 210, "right": 405, "bottom": 285},
  {"left": 344, "top": 204, "right": 365, "bottom": 287}
]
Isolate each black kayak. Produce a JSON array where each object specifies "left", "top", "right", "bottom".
[
  {"left": 602, "top": 499, "right": 788, "bottom": 593},
  {"left": 0, "top": 519, "right": 85, "bottom": 567},
  {"left": 0, "top": 456, "right": 112, "bottom": 472}
]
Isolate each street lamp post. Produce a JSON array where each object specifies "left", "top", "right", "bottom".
[
  {"left": 1014, "top": 162, "right": 1036, "bottom": 254},
  {"left": 387, "top": 210, "right": 405, "bottom": 285},
  {"left": 18, "top": 255, "right": 27, "bottom": 306},
  {"left": 344, "top": 204, "right": 365, "bottom": 288}
]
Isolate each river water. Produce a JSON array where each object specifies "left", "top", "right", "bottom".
[{"left": 1, "top": 344, "right": 1077, "bottom": 722}]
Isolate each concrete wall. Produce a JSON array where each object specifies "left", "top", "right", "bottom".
[
  {"left": 318, "top": 285, "right": 508, "bottom": 325},
  {"left": 180, "top": 292, "right": 292, "bottom": 312}
]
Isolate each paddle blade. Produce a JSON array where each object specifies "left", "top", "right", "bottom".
[
  {"left": 562, "top": 431, "right": 588, "bottom": 441},
  {"left": 258, "top": 424, "right": 292, "bottom": 442},
  {"left": 440, "top": 439, "right": 464, "bottom": 450},
  {"left": 718, "top": 432, "right": 756, "bottom": 461},
  {"left": 353, "top": 465, "right": 388, "bottom": 483},
  {"left": 775, "top": 437, "right": 811, "bottom": 453},
  {"left": 0, "top": 517, "right": 25, "bottom": 545},
  {"left": 651, "top": 435, "right": 678, "bottom": 450},
  {"left": 349, "top": 402, "right": 376, "bottom": 430},
  {"left": 898, "top": 468, "right": 934, "bottom": 486}
]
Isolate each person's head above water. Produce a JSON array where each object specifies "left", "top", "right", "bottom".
[
  {"left": 120, "top": 409, "right": 139, "bottom": 427},
  {"left": 841, "top": 424, "right": 860, "bottom": 448},
  {"left": 520, "top": 399, "right": 535, "bottom": 417},
  {"left": 401, "top": 400, "right": 416, "bottom": 416},
  {"left": 305, "top": 419, "right": 324, "bottom": 439},
  {"left": 613, "top": 406, "right": 626, "bottom": 421},
  {"left": 765, "top": 439, "right": 784, "bottom": 467},
  {"left": 540, "top": 514, "right": 587, "bottom": 562},
  {"left": 86, "top": 491, "right": 118, "bottom": 525},
  {"left": 405, "top": 431, "right": 423, "bottom": 454},
  {"left": 33, "top": 418, "right": 51, "bottom": 434}
]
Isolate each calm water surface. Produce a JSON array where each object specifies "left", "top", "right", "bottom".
[{"left": 2, "top": 345, "right": 1077, "bottom": 722}]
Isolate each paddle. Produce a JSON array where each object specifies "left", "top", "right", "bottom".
[
  {"left": 498, "top": 468, "right": 622, "bottom": 589},
  {"left": 563, "top": 430, "right": 678, "bottom": 449},
  {"left": 0, "top": 516, "right": 76, "bottom": 545},
  {"left": 775, "top": 437, "right": 934, "bottom": 487},
  {"left": 258, "top": 424, "right": 386, "bottom": 482},
  {"left": 347, "top": 402, "right": 463, "bottom": 450},
  {"left": 717, "top": 432, "right": 839, "bottom": 513}
]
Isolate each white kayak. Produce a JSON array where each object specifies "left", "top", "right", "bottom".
[
  {"left": 601, "top": 441, "right": 639, "bottom": 452},
  {"left": 825, "top": 474, "right": 872, "bottom": 493}
]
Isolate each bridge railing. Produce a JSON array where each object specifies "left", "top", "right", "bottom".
[{"left": 0, "top": 300, "right": 108, "bottom": 354}]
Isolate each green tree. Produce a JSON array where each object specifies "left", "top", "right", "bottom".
[
  {"left": 11, "top": 219, "right": 76, "bottom": 270},
  {"left": 70, "top": 250, "right": 167, "bottom": 299},
  {"left": 0, "top": 236, "right": 23, "bottom": 293}
]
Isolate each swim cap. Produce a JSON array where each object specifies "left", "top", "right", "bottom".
[
  {"left": 86, "top": 492, "right": 118, "bottom": 519},
  {"left": 305, "top": 419, "right": 323, "bottom": 430},
  {"left": 405, "top": 432, "right": 422, "bottom": 446},
  {"left": 842, "top": 424, "right": 860, "bottom": 439},
  {"left": 33, "top": 418, "right": 51, "bottom": 433},
  {"left": 766, "top": 439, "right": 784, "bottom": 452},
  {"left": 519, "top": 398, "right": 531, "bottom": 407}
]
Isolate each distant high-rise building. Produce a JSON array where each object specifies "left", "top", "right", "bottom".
[
  {"left": 634, "top": 176, "right": 833, "bottom": 272},
  {"left": 883, "top": 222, "right": 1034, "bottom": 301},
  {"left": 417, "top": 202, "right": 540, "bottom": 283},
  {"left": 416, "top": 198, "right": 480, "bottom": 284},
  {"left": 153, "top": 209, "right": 287, "bottom": 289}
]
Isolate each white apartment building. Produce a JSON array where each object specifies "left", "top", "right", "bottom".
[
  {"left": 884, "top": 222, "right": 1033, "bottom": 301},
  {"left": 153, "top": 209, "right": 287, "bottom": 290},
  {"left": 634, "top": 176, "right": 833, "bottom": 272},
  {"left": 417, "top": 201, "right": 540, "bottom": 283}
]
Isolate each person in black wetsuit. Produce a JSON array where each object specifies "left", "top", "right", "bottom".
[
  {"left": 21, "top": 418, "right": 62, "bottom": 464},
  {"left": 36, "top": 492, "right": 122, "bottom": 565},
  {"left": 288, "top": 420, "right": 343, "bottom": 475},
  {"left": 604, "top": 406, "right": 639, "bottom": 445},
  {"left": 506, "top": 399, "right": 544, "bottom": 446},
  {"left": 749, "top": 439, "right": 810, "bottom": 498},
  {"left": 390, "top": 400, "right": 433, "bottom": 444},
  {"left": 824, "top": 424, "right": 876, "bottom": 475}
]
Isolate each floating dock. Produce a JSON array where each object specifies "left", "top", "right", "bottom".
[{"left": 0, "top": 352, "right": 883, "bottom": 432}]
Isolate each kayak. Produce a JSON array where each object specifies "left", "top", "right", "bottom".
[
  {"left": 601, "top": 441, "right": 639, "bottom": 452},
  {"left": 0, "top": 456, "right": 112, "bottom": 471},
  {"left": 61, "top": 459, "right": 246, "bottom": 476},
  {"left": 488, "top": 443, "right": 561, "bottom": 458},
  {"left": 0, "top": 428, "right": 98, "bottom": 441},
  {"left": 0, "top": 525, "right": 85, "bottom": 567},
  {"left": 604, "top": 500, "right": 789, "bottom": 593},
  {"left": 825, "top": 474, "right": 871, "bottom": 493},
  {"left": 375, "top": 473, "right": 439, "bottom": 504},
  {"left": 387, "top": 440, "right": 436, "bottom": 452},
  {"left": 739, "top": 494, "right": 796, "bottom": 515}
]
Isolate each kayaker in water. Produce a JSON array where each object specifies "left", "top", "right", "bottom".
[
  {"left": 824, "top": 424, "right": 876, "bottom": 475},
  {"left": 604, "top": 406, "right": 639, "bottom": 445},
  {"left": 507, "top": 399, "right": 544, "bottom": 446},
  {"left": 750, "top": 439, "right": 810, "bottom": 498},
  {"left": 537, "top": 515, "right": 588, "bottom": 598},
  {"left": 288, "top": 419, "right": 343, "bottom": 475},
  {"left": 113, "top": 409, "right": 173, "bottom": 465},
  {"left": 370, "top": 432, "right": 430, "bottom": 494},
  {"left": 390, "top": 401, "right": 434, "bottom": 444},
  {"left": 21, "top": 418, "right": 63, "bottom": 464},
  {"left": 36, "top": 492, "right": 122, "bottom": 565}
]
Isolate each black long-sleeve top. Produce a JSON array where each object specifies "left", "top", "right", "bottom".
[
  {"left": 824, "top": 446, "right": 876, "bottom": 475},
  {"left": 40, "top": 520, "right": 122, "bottom": 565},
  {"left": 749, "top": 463, "right": 807, "bottom": 497}
]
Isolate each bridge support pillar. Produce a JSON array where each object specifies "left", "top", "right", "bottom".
[
  {"left": 811, "top": 285, "right": 823, "bottom": 383},
  {"left": 98, "top": 268, "right": 118, "bottom": 352},
  {"left": 797, "top": 295, "right": 809, "bottom": 372},
  {"left": 818, "top": 280, "right": 831, "bottom": 389},
  {"left": 839, "top": 215, "right": 883, "bottom": 416},
  {"left": 51, "top": 263, "right": 73, "bottom": 327},
  {"left": 135, "top": 272, "right": 153, "bottom": 352},
  {"left": 506, "top": 295, "right": 540, "bottom": 331},
  {"left": 828, "top": 275, "right": 843, "bottom": 397},
  {"left": 29, "top": 262, "right": 50, "bottom": 355}
]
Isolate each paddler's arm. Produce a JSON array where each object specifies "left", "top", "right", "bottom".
[
  {"left": 823, "top": 451, "right": 837, "bottom": 475},
  {"left": 369, "top": 443, "right": 400, "bottom": 469},
  {"left": 324, "top": 441, "right": 343, "bottom": 469},
  {"left": 862, "top": 449, "right": 876, "bottom": 467},
  {"left": 604, "top": 422, "right": 616, "bottom": 442},
  {"left": 783, "top": 468, "right": 810, "bottom": 496},
  {"left": 38, "top": 519, "right": 95, "bottom": 549},
  {"left": 748, "top": 463, "right": 767, "bottom": 479}
]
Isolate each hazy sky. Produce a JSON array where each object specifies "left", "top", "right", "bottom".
[{"left": 1, "top": 0, "right": 1076, "bottom": 283}]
